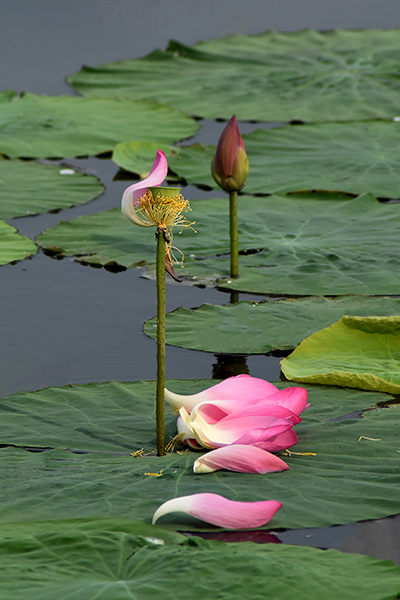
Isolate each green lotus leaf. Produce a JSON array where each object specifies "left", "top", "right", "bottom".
[
  {"left": 0, "top": 219, "right": 37, "bottom": 265},
  {"left": 68, "top": 29, "right": 400, "bottom": 122},
  {"left": 0, "top": 159, "right": 104, "bottom": 219},
  {"left": 159, "top": 121, "right": 400, "bottom": 199},
  {"left": 113, "top": 141, "right": 176, "bottom": 178},
  {"left": 281, "top": 315, "right": 400, "bottom": 394},
  {"left": 37, "top": 193, "right": 400, "bottom": 295},
  {"left": 144, "top": 297, "right": 400, "bottom": 354},
  {"left": 0, "top": 527, "right": 399, "bottom": 600},
  {"left": 0, "top": 93, "right": 198, "bottom": 158},
  {"left": 1, "top": 380, "right": 399, "bottom": 529}
]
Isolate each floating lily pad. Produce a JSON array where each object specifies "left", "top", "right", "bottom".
[
  {"left": 281, "top": 315, "right": 400, "bottom": 394},
  {"left": 68, "top": 29, "right": 400, "bottom": 121},
  {"left": 144, "top": 297, "right": 400, "bottom": 354},
  {"left": 0, "top": 93, "right": 198, "bottom": 158},
  {"left": 0, "top": 219, "right": 37, "bottom": 265},
  {"left": 113, "top": 141, "right": 176, "bottom": 178},
  {"left": 37, "top": 193, "right": 400, "bottom": 295},
  {"left": 0, "top": 159, "right": 104, "bottom": 219},
  {"left": 164, "top": 121, "right": 400, "bottom": 198},
  {"left": 0, "top": 380, "right": 399, "bottom": 529},
  {"left": 1, "top": 527, "right": 399, "bottom": 600}
]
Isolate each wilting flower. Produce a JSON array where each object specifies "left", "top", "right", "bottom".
[
  {"left": 121, "top": 149, "right": 194, "bottom": 281},
  {"left": 121, "top": 149, "right": 192, "bottom": 233},
  {"left": 152, "top": 493, "right": 282, "bottom": 529},
  {"left": 165, "top": 374, "right": 309, "bottom": 473},
  {"left": 211, "top": 115, "right": 249, "bottom": 192}
]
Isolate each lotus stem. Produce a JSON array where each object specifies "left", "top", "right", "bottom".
[
  {"left": 229, "top": 190, "right": 239, "bottom": 278},
  {"left": 156, "top": 227, "right": 166, "bottom": 456}
]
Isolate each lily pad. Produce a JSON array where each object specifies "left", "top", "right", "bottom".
[
  {"left": 67, "top": 29, "right": 400, "bottom": 121},
  {"left": 0, "top": 219, "right": 37, "bottom": 265},
  {"left": 162, "top": 121, "right": 400, "bottom": 199},
  {"left": 0, "top": 159, "right": 104, "bottom": 219},
  {"left": 0, "top": 93, "right": 198, "bottom": 158},
  {"left": 1, "top": 380, "right": 399, "bottom": 529},
  {"left": 281, "top": 315, "right": 400, "bottom": 394},
  {"left": 1, "top": 528, "right": 399, "bottom": 600},
  {"left": 144, "top": 297, "right": 400, "bottom": 354},
  {"left": 37, "top": 193, "right": 400, "bottom": 295}
]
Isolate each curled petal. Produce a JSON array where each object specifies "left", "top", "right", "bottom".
[
  {"left": 252, "top": 428, "right": 298, "bottom": 453},
  {"left": 121, "top": 149, "right": 168, "bottom": 226},
  {"left": 177, "top": 416, "right": 202, "bottom": 449},
  {"left": 188, "top": 413, "right": 293, "bottom": 449},
  {"left": 220, "top": 402, "right": 301, "bottom": 426},
  {"left": 263, "top": 386, "right": 309, "bottom": 416},
  {"left": 193, "top": 445, "right": 289, "bottom": 474},
  {"left": 152, "top": 493, "right": 282, "bottom": 529},
  {"left": 165, "top": 374, "right": 278, "bottom": 413}
]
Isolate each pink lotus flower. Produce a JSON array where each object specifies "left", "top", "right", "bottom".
[
  {"left": 152, "top": 493, "right": 282, "bottom": 529},
  {"left": 211, "top": 115, "right": 249, "bottom": 192},
  {"left": 193, "top": 445, "right": 289, "bottom": 474},
  {"left": 121, "top": 149, "right": 168, "bottom": 227},
  {"left": 168, "top": 375, "right": 309, "bottom": 473}
]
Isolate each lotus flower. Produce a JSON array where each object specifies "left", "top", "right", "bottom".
[
  {"left": 167, "top": 375, "right": 309, "bottom": 473},
  {"left": 152, "top": 493, "right": 282, "bottom": 529},
  {"left": 211, "top": 115, "right": 249, "bottom": 192}
]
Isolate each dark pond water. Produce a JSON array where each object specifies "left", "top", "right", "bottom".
[{"left": 1, "top": 0, "right": 400, "bottom": 565}]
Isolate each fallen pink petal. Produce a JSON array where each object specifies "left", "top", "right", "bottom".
[
  {"left": 152, "top": 493, "right": 282, "bottom": 529},
  {"left": 193, "top": 444, "right": 289, "bottom": 474}
]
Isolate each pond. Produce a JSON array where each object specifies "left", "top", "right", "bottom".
[{"left": 1, "top": 0, "right": 400, "bottom": 582}]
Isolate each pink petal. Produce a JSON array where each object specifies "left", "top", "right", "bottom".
[
  {"left": 165, "top": 374, "right": 278, "bottom": 413},
  {"left": 252, "top": 428, "right": 298, "bottom": 452},
  {"left": 263, "top": 386, "right": 309, "bottom": 416},
  {"left": 152, "top": 493, "right": 282, "bottom": 529},
  {"left": 189, "top": 413, "right": 293, "bottom": 448},
  {"left": 221, "top": 402, "right": 301, "bottom": 425},
  {"left": 177, "top": 416, "right": 203, "bottom": 449},
  {"left": 193, "top": 445, "right": 289, "bottom": 474},
  {"left": 121, "top": 149, "right": 168, "bottom": 225}
]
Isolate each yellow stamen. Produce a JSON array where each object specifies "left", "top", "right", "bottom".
[
  {"left": 278, "top": 449, "right": 316, "bottom": 457},
  {"left": 356, "top": 436, "right": 381, "bottom": 442},
  {"left": 165, "top": 432, "right": 185, "bottom": 453},
  {"left": 135, "top": 190, "right": 194, "bottom": 234},
  {"left": 131, "top": 448, "right": 145, "bottom": 457},
  {"left": 144, "top": 470, "right": 163, "bottom": 477}
]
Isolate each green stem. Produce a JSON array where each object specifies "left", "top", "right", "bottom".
[
  {"left": 229, "top": 190, "right": 239, "bottom": 278},
  {"left": 156, "top": 228, "right": 166, "bottom": 456}
]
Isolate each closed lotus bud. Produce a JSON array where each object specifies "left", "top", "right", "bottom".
[{"left": 211, "top": 115, "right": 249, "bottom": 192}]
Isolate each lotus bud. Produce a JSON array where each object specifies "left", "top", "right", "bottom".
[{"left": 211, "top": 115, "right": 249, "bottom": 192}]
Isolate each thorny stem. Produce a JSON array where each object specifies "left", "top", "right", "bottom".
[
  {"left": 156, "top": 227, "right": 166, "bottom": 456},
  {"left": 229, "top": 190, "right": 239, "bottom": 278}
]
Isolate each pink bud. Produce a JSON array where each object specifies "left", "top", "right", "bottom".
[{"left": 211, "top": 115, "right": 249, "bottom": 192}]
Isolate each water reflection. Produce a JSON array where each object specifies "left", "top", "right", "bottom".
[{"left": 212, "top": 354, "right": 250, "bottom": 379}]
